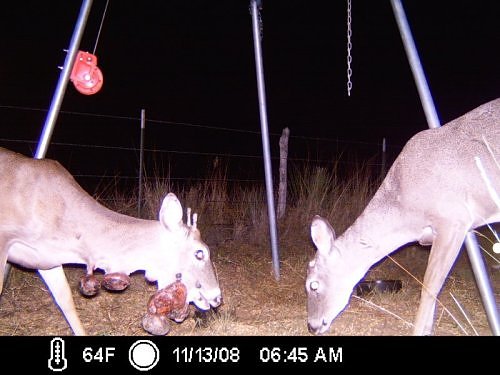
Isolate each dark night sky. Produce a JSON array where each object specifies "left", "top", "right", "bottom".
[{"left": 0, "top": 0, "right": 499, "bottom": 172}]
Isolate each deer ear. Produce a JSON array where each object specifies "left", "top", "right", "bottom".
[
  {"left": 159, "top": 193, "right": 183, "bottom": 231},
  {"left": 311, "top": 215, "right": 336, "bottom": 255}
]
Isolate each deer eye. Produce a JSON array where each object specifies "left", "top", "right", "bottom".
[
  {"left": 195, "top": 249, "right": 205, "bottom": 260},
  {"left": 309, "top": 280, "right": 319, "bottom": 291}
]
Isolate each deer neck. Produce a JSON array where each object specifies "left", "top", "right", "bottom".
[
  {"left": 77, "top": 204, "right": 171, "bottom": 277},
  {"left": 337, "top": 192, "right": 415, "bottom": 274}
]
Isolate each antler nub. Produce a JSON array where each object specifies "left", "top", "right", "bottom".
[
  {"left": 186, "top": 207, "right": 198, "bottom": 230},
  {"left": 186, "top": 207, "right": 198, "bottom": 229},
  {"left": 192, "top": 213, "right": 198, "bottom": 230}
]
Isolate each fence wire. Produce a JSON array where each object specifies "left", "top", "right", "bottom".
[{"left": 0, "top": 105, "right": 399, "bottom": 196}]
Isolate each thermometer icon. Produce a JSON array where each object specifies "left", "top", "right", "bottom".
[{"left": 48, "top": 337, "right": 68, "bottom": 372}]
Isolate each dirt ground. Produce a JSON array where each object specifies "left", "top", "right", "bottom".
[{"left": 0, "top": 231, "right": 498, "bottom": 336}]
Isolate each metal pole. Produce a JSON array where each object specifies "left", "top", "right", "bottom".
[
  {"left": 391, "top": 0, "right": 499, "bottom": 335},
  {"left": 464, "top": 232, "right": 500, "bottom": 334},
  {"left": 138, "top": 109, "right": 146, "bottom": 217},
  {"left": 250, "top": 0, "right": 280, "bottom": 280},
  {"left": 390, "top": 0, "right": 440, "bottom": 129},
  {"left": 34, "top": 0, "right": 94, "bottom": 159}
]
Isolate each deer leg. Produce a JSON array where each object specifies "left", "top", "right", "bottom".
[
  {"left": 413, "top": 225, "right": 466, "bottom": 335},
  {"left": 0, "top": 253, "right": 7, "bottom": 296},
  {"left": 39, "top": 266, "right": 87, "bottom": 335},
  {"left": 0, "top": 236, "right": 11, "bottom": 296}
]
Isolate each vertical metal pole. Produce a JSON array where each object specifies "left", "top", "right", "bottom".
[
  {"left": 250, "top": 0, "right": 280, "bottom": 280},
  {"left": 138, "top": 109, "right": 146, "bottom": 217},
  {"left": 391, "top": 0, "right": 499, "bottom": 335},
  {"left": 34, "top": 0, "right": 94, "bottom": 159},
  {"left": 464, "top": 232, "right": 500, "bottom": 334}
]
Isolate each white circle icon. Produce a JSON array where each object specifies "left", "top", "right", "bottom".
[
  {"left": 493, "top": 242, "right": 500, "bottom": 254},
  {"left": 129, "top": 340, "right": 160, "bottom": 371}
]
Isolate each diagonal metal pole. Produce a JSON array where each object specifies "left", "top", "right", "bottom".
[
  {"left": 250, "top": 0, "right": 280, "bottom": 280},
  {"left": 35, "top": 0, "right": 94, "bottom": 159},
  {"left": 391, "top": 0, "right": 499, "bottom": 335}
]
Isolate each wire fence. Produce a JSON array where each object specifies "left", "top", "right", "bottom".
[{"left": 0, "top": 105, "right": 402, "bottom": 198}]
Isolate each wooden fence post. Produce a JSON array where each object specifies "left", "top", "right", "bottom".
[
  {"left": 277, "top": 127, "right": 289, "bottom": 219},
  {"left": 381, "top": 137, "right": 387, "bottom": 178}
]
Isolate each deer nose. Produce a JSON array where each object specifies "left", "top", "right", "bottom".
[
  {"left": 212, "top": 294, "right": 223, "bottom": 307},
  {"left": 308, "top": 319, "right": 327, "bottom": 334}
]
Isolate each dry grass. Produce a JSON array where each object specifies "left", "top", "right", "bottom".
[{"left": 0, "top": 160, "right": 498, "bottom": 336}]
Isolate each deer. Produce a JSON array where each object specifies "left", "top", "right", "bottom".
[
  {"left": 0, "top": 147, "right": 222, "bottom": 335},
  {"left": 306, "top": 97, "right": 500, "bottom": 335}
]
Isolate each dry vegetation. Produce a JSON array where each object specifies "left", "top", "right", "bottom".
[{"left": 0, "top": 161, "right": 498, "bottom": 336}]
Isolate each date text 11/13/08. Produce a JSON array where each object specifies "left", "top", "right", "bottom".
[{"left": 172, "top": 346, "right": 342, "bottom": 365}]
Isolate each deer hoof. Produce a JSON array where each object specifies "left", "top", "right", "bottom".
[
  {"left": 79, "top": 274, "right": 101, "bottom": 296},
  {"left": 102, "top": 272, "right": 130, "bottom": 291},
  {"left": 142, "top": 313, "right": 171, "bottom": 336}
]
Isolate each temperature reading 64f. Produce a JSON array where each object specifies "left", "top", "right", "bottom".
[{"left": 83, "top": 347, "right": 116, "bottom": 363}]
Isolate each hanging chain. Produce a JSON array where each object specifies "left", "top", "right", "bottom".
[
  {"left": 93, "top": 0, "right": 110, "bottom": 55},
  {"left": 346, "top": 0, "right": 353, "bottom": 96}
]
